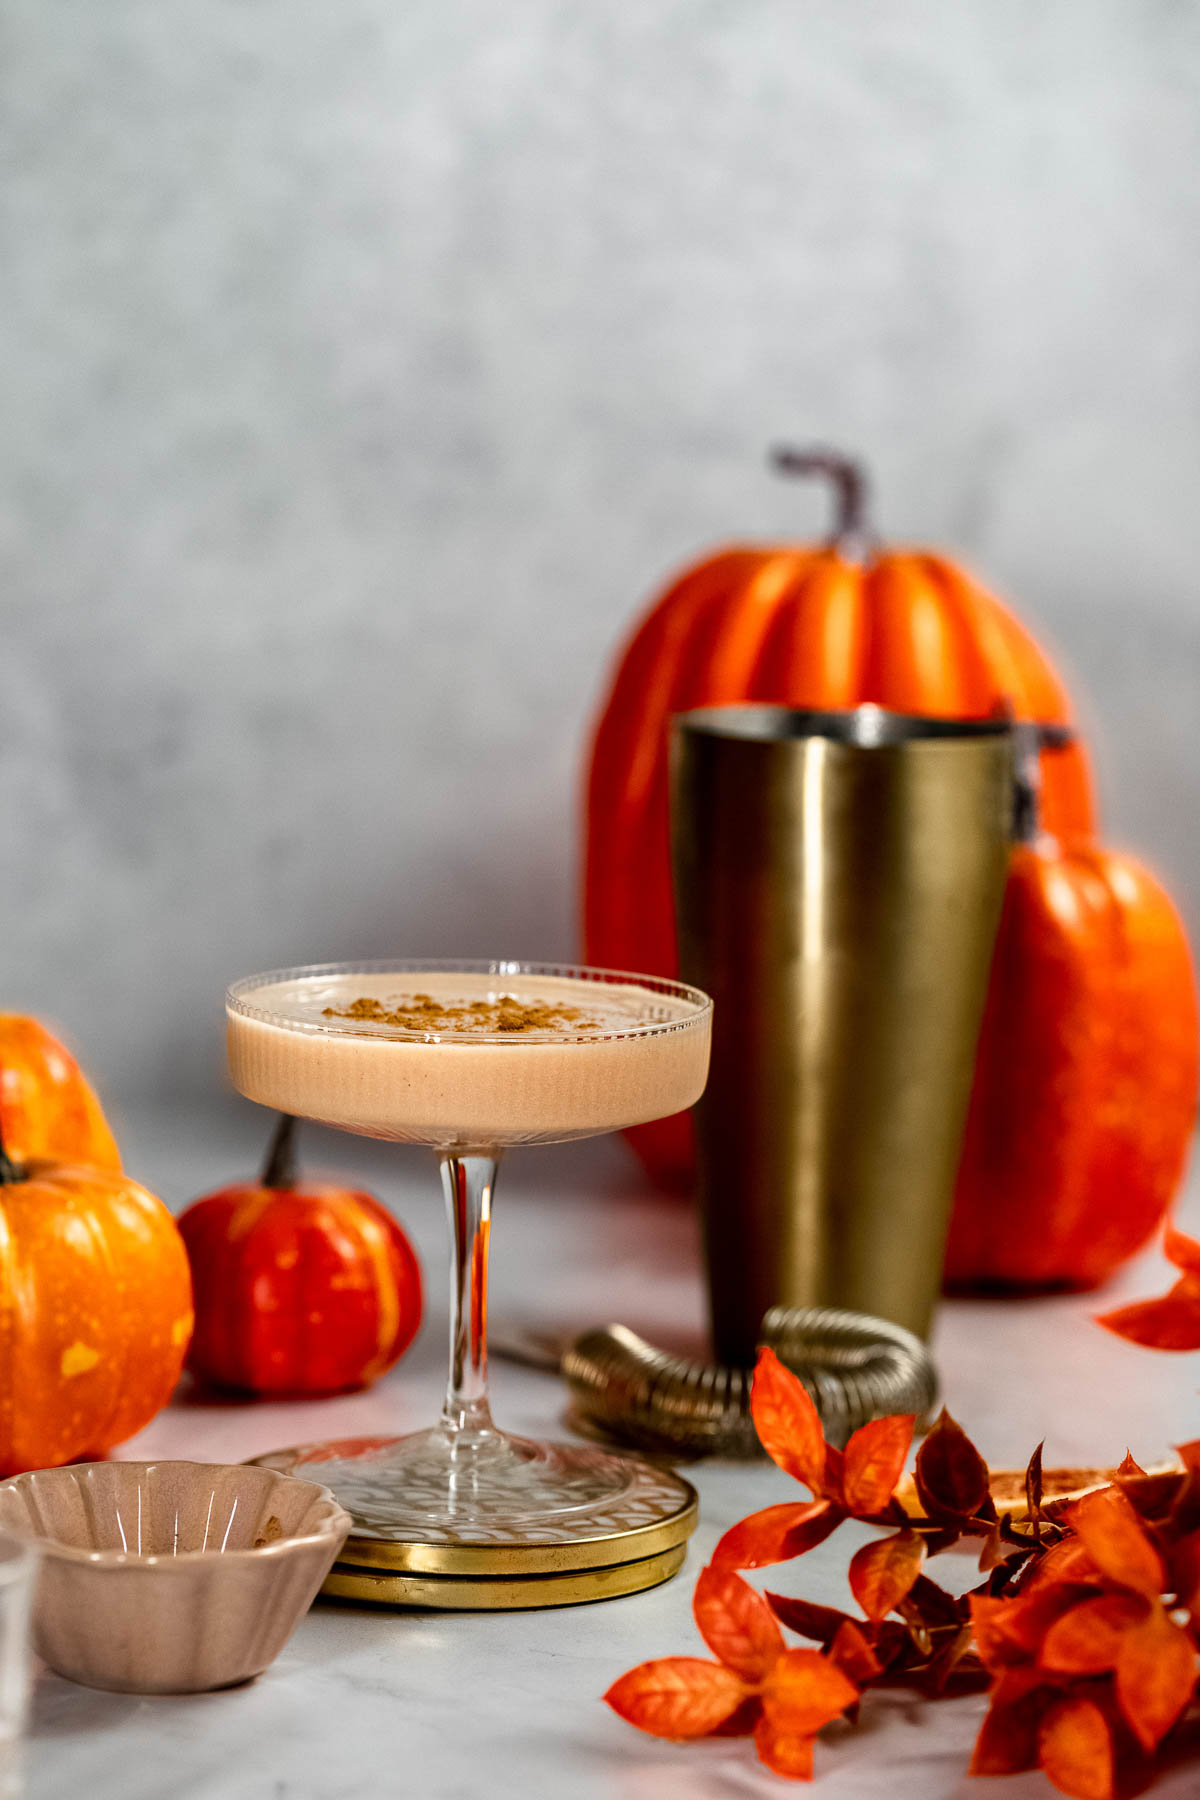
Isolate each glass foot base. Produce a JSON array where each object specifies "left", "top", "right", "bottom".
[{"left": 249, "top": 1428, "right": 697, "bottom": 1567}]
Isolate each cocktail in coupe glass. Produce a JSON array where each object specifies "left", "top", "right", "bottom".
[{"left": 226, "top": 960, "right": 712, "bottom": 1550}]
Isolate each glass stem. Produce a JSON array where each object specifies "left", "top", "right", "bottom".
[{"left": 438, "top": 1153, "right": 499, "bottom": 1439}]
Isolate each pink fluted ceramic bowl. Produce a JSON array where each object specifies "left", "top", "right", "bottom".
[{"left": 0, "top": 1460, "right": 351, "bottom": 1694}]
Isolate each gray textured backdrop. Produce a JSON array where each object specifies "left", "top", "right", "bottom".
[{"left": 2, "top": 1, "right": 1198, "bottom": 1103}]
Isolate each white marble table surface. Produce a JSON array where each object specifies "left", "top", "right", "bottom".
[{"left": 24, "top": 1103, "right": 1200, "bottom": 1800}]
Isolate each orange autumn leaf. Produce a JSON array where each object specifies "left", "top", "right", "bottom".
[
  {"left": 1114, "top": 1602, "right": 1198, "bottom": 1753},
  {"left": 1024, "top": 1536, "right": 1104, "bottom": 1594},
  {"left": 1172, "top": 1473, "right": 1200, "bottom": 1563},
  {"left": 712, "top": 1500, "right": 837, "bottom": 1571},
  {"left": 604, "top": 1657, "right": 748, "bottom": 1740},
  {"left": 970, "top": 1668, "right": 1047, "bottom": 1775},
  {"left": 762, "top": 1647, "right": 858, "bottom": 1735},
  {"left": 693, "top": 1564, "right": 784, "bottom": 1683},
  {"left": 841, "top": 1414, "right": 915, "bottom": 1518},
  {"left": 1040, "top": 1593, "right": 1149, "bottom": 1674},
  {"left": 708, "top": 1695, "right": 764, "bottom": 1738},
  {"left": 848, "top": 1530, "right": 925, "bottom": 1623},
  {"left": 903, "top": 1572, "right": 967, "bottom": 1630},
  {"left": 765, "top": 1592, "right": 857, "bottom": 1645},
  {"left": 1164, "top": 1225, "right": 1200, "bottom": 1277},
  {"left": 1097, "top": 1276, "right": 1200, "bottom": 1352},
  {"left": 821, "top": 1443, "right": 846, "bottom": 1508},
  {"left": 751, "top": 1348, "right": 828, "bottom": 1493},
  {"left": 925, "top": 1623, "right": 982, "bottom": 1695},
  {"left": 1069, "top": 1485, "right": 1166, "bottom": 1598},
  {"left": 754, "top": 1717, "right": 815, "bottom": 1779},
  {"left": 1171, "top": 1528, "right": 1200, "bottom": 1623},
  {"left": 1039, "top": 1696, "right": 1114, "bottom": 1800},
  {"left": 972, "top": 1584, "right": 1096, "bottom": 1671},
  {"left": 972, "top": 1594, "right": 1037, "bottom": 1671},
  {"left": 829, "top": 1620, "right": 882, "bottom": 1684},
  {"left": 1120, "top": 1472, "right": 1188, "bottom": 1524},
  {"left": 914, "top": 1410, "right": 991, "bottom": 1520}
]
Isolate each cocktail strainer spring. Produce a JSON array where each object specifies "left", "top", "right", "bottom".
[{"left": 497, "top": 1306, "right": 939, "bottom": 1457}]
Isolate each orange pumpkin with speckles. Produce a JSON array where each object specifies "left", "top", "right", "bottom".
[
  {"left": 0, "top": 1148, "right": 193, "bottom": 1476},
  {"left": 944, "top": 834, "right": 1199, "bottom": 1291},
  {"left": 179, "top": 1115, "right": 423, "bottom": 1397},
  {"left": 0, "top": 1014, "right": 122, "bottom": 1172}
]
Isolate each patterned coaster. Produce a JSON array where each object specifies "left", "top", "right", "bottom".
[{"left": 248, "top": 1436, "right": 698, "bottom": 1576}]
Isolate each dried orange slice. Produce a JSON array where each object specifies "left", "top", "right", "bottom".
[{"left": 895, "top": 1461, "right": 1180, "bottom": 1522}]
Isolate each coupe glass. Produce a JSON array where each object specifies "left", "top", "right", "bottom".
[{"left": 226, "top": 960, "right": 712, "bottom": 1547}]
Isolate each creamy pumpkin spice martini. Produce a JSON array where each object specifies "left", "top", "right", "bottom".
[
  {"left": 227, "top": 961, "right": 712, "bottom": 1564},
  {"left": 228, "top": 965, "right": 709, "bottom": 1148}
]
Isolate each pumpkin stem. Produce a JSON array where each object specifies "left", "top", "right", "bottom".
[
  {"left": 770, "top": 445, "right": 874, "bottom": 558},
  {"left": 260, "top": 1113, "right": 299, "bottom": 1189},
  {"left": 0, "top": 1117, "right": 25, "bottom": 1187}
]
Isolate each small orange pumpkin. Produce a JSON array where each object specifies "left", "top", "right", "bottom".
[
  {"left": 179, "top": 1115, "right": 423, "bottom": 1397},
  {"left": 0, "top": 1014, "right": 121, "bottom": 1172},
  {"left": 0, "top": 1134, "right": 193, "bottom": 1476},
  {"left": 584, "top": 448, "right": 1097, "bottom": 1187},
  {"left": 945, "top": 766, "right": 1199, "bottom": 1291}
]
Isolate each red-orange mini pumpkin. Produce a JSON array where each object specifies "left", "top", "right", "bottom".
[
  {"left": 179, "top": 1116, "right": 423, "bottom": 1396},
  {"left": 584, "top": 448, "right": 1097, "bottom": 1187},
  {"left": 0, "top": 1014, "right": 121, "bottom": 1172},
  {"left": 0, "top": 1135, "right": 193, "bottom": 1476},
  {"left": 945, "top": 790, "right": 1199, "bottom": 1292}
]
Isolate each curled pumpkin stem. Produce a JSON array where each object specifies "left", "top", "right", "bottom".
[
  {"left": 769, "top": 445, "right": 873, "bottom": 559},
  {"left": 0, "top": 1128, "right": 23, "bottom": 1186},
  {"left": 260, "top": 1113, "right": 299, "bottom": 1189}
]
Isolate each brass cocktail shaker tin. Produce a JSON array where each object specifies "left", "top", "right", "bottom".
[{"left": 671, "top": 706, "right": 1014, "bottom": 1362}]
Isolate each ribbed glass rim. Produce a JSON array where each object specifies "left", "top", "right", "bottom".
[{"left": 226, "top": 960, "right": 713, "bottom": 1045}]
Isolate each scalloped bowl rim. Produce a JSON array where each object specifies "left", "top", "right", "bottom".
[{"left": 0, "top": 1460, "right": 352, "bottom": 1568}]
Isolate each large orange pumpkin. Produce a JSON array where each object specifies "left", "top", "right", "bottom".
[
  {"left": 0, "top": 1137, "right": 193, "bottom": 1475},
  {"left": 584, "top": 448, "right": 1097, "bottom": 1187},
  {"left": 0, "top": 1014, "right": 121, "bottom": 1172},
  {"left": 179, "top": 1115, "right": 423, "bottom": 1397},
  {"left": 945, "top": 800, "right": 1199, "bottom": 1291}
]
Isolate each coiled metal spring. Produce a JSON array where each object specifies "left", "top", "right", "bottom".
[{"left": 560, "top": 1305, "right": 939, "bottom": 1456}]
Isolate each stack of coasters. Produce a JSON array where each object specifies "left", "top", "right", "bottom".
[{"left": 248, "top": 1444, "right": 698, "bottom": 1611}]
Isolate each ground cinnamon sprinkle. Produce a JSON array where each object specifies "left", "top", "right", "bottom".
[{"left": 321, "top": 993, "right": 605, "bottom": 1035}]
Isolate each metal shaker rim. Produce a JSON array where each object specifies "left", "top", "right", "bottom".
[{"left": 673, "top": 703, "right": 1015, "bottom": 747}]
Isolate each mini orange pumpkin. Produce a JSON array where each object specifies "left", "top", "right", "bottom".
[
  {"left": 945, "top": 763, "right": 1199, "bottom": 1291},
  {"left": 584, "top": 448, "right": 1097, "bottom": 1187},
  {"left": 179, "top": 1115, "right": 423, "bottom": 1397},
  {"left": 0, "top": 1133, "right": 193, "bottom": 1475},
  {"left": 0, "top": 1014, "right": 121, "bottom": 1172}
]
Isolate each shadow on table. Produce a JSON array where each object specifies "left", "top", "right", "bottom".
[
  {"left": 27, "top": 1664, "right": 257, "bottom": 1739},
  {"left": 28, "top": 1668, "right": 147, "bottom": 1738}
]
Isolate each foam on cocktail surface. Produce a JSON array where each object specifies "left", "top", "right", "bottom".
[{"left": 227, "top": 969, "right": 711, "bottom": 1149}]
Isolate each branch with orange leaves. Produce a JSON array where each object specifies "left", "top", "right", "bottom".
[
  {"left": 1098, "top": 1223, "right": 1200, "bottom": 1352},
  {"left": 605, "top": 1346, "right": 1200, "bottom": 1797}
]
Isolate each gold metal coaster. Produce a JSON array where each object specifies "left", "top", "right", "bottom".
[
  {"left": 337, "top": 1475, "right": 697, "bottom": 1578},
  {"left": 246, "top": 1438, "right": 698, "bottom": 1578},
  {"left": 321, "top": 1541, "right": 689, "bottom": 1611}
]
